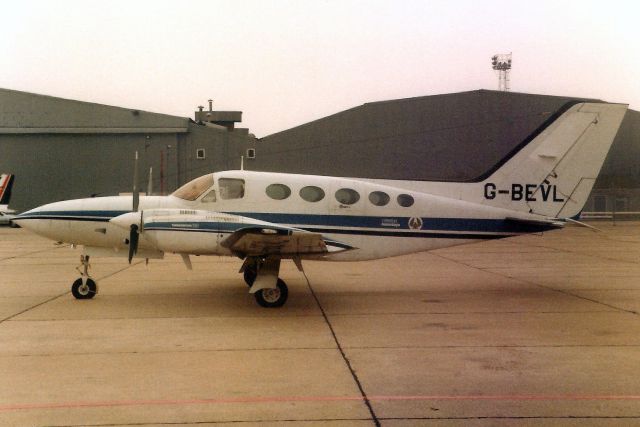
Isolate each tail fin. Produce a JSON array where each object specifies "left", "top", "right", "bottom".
[
  {"left": 0, "top": 174, "right": 15, "bottom": 207},
  {"left": 479, "top": 102, "right": 627, "bottom": 218}
]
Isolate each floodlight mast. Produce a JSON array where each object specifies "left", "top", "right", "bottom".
[{"left": 491, "top": 53, "right": 512, "bottom": 91}]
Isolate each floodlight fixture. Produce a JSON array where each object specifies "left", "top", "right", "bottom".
[{"left": 491, "top": 52, "right": 512, "bottom": 91}]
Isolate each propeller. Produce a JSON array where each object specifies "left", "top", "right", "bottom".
[
  {"left": 127, "top": 211, "right": 144, "bottom": 264},
  {"left": 128, "top": 150, "right": 141, "bottom": 264},
  {"left": 132, "top": 151, "right": 140, "bottom": 213},
  {"left": 128, "top": 223, "right": 139, "bottom": 263}
]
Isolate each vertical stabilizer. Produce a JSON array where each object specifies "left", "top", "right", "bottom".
[
  {"left": 479, "top": 102, "right": 627, "bottom": 218},
  {"left": 0, "top": 174, "right": 15, "bottom": 211}
]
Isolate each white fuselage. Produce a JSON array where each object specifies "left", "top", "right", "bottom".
[{"left": 16, "top": 170, "right": 554, "bottom": 261}]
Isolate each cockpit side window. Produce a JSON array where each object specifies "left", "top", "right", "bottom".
[
  {"left": 219, "top": 178, "right": 245, "bottom": 199},
  {"left": 201, "top": 190, "right": 217, "bottom": 203},
  {"left": 172, "top": 174, "right": 214, "bottom": 201}
]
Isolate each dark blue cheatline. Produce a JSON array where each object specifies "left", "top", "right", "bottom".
[
  {"left": 16, "top": 209, "right": 556, "bottom": 239},
  {"left": 16, "top": 210, "right": 128, "bottom": 222}
]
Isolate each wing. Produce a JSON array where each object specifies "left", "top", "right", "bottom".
[{"left": 220, "top": 226, "right": 355, "bottom": 258}]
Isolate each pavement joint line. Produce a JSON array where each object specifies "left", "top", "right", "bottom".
[
  {"left": 430, "top": 251, "right": 640, "bottom": 316},
  {"left": 302, "top": 270, "right": 380, "bottom": 427},
  {"left": 377, "top": 416, "right": 640, "bottom": 421},
  {"left": 543, "top": 288, "right": 639, "bottom": 316},
  {"left": 0, "top": 310, "right": 620, "bottom": 322},
  {"left": 0, "top": 347, "right": 338, "bottom": 358},
  {"left": 34, "top": 416, "right": 640, "bottom": 427},
  {"left": 341, "top": 344, "right": 640, "bottom": 350},
  {"left": 0, "top": 260, "right": 145, "bottom": 324},
  {"left": 509, "top": 239, "right": 640, "bottom": 265},
  {"left": 0, "top": 244, "right": 71, "bottom": 262},
  {"left": 0, "top": 291, "right": 69, "bottom": 323},
  {"left": 41, "top": 419, "right": 373, "bottom": 427},
  {"left": 563, "top": 288, "right": 640, "bottom": 291},
  {"left": 324, "top": 310, "right": 618, "bottom": 316},
  {"left": 4, "top": 343, "right": 640, "bottom": 359},
  {"left": 5, "top": 394, "right": 640, "bottom": 414},
  {"left": 2, "top": 314, "right": 325, "bottom": 321}
]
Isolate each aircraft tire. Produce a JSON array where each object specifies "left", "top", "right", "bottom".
[
  {"left": 71, "top": 278, "right": 97, "bottom": 300},
  {"left": 254, "top": 279, "right": 288, "bottom": 308}
]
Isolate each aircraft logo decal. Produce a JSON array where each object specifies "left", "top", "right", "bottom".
[{"left": 408, "top": 217, "right": 423, "bottom": 230}]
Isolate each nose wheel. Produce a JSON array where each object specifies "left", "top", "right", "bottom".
[
  {"left": 72, "top": 277, "right": 97, "bottom": 299},
  {"left": 72, "top": 255, "right": 98, "bottom": 299}
]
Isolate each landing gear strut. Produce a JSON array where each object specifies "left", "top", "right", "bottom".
[
  {"left": 72, "top": 255, "right": 97, "bottom": 299},
  {"left": 243, "top": 258, "right": 258, "bottom": 287}
]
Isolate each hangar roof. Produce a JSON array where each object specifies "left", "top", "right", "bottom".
[
  {"left": 258, "top": 90, "right": 634, "bottom": 182},
  {"left": 0, "top": 88, "right": 189, "bottom": 134}
]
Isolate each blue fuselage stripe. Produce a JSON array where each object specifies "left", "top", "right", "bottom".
[{"left": 16, "top": 210, "right": 556, "bottom": 237}]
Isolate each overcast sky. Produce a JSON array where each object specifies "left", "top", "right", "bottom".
[{"left": 2, "top": 0, "right": 638, "bottom": 136}]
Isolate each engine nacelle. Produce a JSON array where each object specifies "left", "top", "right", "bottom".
[
  {"left": 111, "top": 209, "right": 247, "bottom": 255},
  {"left": 143, "top": 210, "right": 247, "bottom": 255}
]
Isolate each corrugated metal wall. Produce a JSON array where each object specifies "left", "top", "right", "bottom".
[{"left": 0, "top": 89, "right": 257, "bottom": 211}]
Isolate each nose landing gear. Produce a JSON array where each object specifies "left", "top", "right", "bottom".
[{"left": 72, "top": 255, "right": 98, "bottom": 299}]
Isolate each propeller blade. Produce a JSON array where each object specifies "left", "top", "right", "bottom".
[
  {"left": 132, "top": 151, "right": 139, "bottom": 212},
  {"left": 128, "top": 223, "right": 139, "bottom": 264}
]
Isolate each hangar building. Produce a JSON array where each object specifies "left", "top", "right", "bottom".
[
  {"left": 0, "top": 89, "right": 256, "bottom": 211},
  {"left": 1, "top": 88, "right": 638, "bottom": 215},
  {"left": 253, "top": 90, "right": 640, "bottom": 215}
]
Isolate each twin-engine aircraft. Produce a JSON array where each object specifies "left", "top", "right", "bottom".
[{"left": 16, "top": 102, "right": 627, "bottom": 307}]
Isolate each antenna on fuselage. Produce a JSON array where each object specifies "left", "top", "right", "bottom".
[{"left": 240, "top": 155, "right": 244, "bottom": 171}]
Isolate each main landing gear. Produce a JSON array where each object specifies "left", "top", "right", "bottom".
[
  {"left": 242, "top": 257, "right": 289, "bottom": 308},
  {"left": 254, "top": 278, "right": 288, "bottom": 308},
  {"left": 71, "top": 255, "right": 98, "bottom": 299}
]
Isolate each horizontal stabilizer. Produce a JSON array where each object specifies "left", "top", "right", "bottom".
[{"left": 505, "top": 216, "right": 565, "bottom": 230}]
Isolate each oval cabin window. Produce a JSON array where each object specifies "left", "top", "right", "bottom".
[
  {"left": 266, "top": 183, "right": 291, "bottom": 200},
  {"left": 335, "top": 188, "right": 360, "bottom": 205},
  {"left": 369, "top": 191, "right": 390, "bottom": 206},
  {"left": 299, "top": 186, "right": 325, "bottom": 202},
  {"left": 397, "top": 194, "right": 415, "bottom": 207}
]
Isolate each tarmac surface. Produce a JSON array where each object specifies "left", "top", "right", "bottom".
[{"left": 0, "top": 222, "right": 639, "bottom": 426}]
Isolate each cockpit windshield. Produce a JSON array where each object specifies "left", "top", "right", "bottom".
[{"left": 172, "top": 174, "right": 214, "bottom": 201}]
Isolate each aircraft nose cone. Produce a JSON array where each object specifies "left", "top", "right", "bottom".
[
  {"left": 13, "top": 207, "right": 42, "bottom": 229},
  {"left": 12, "top": 201, "right": 71, "bottom": 241}
]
